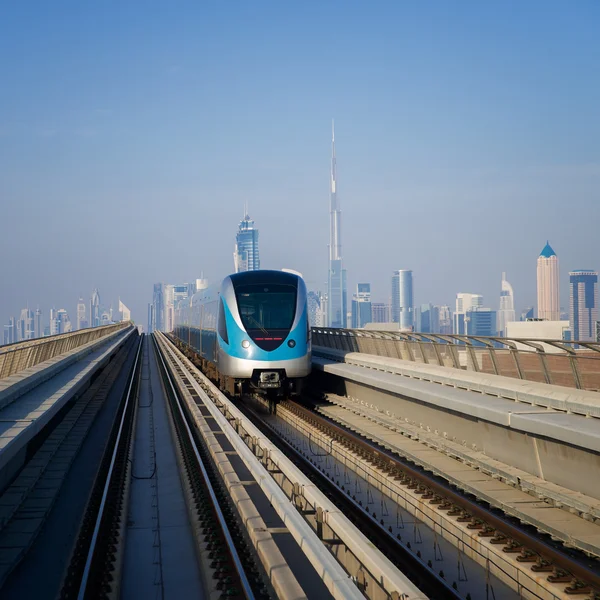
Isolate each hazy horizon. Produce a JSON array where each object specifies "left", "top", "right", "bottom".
[{"left": 2, "top": 2, "right": 599, "bottom": 330}]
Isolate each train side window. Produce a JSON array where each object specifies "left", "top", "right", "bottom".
[{"left": 218, "top": 298, "right": 229, "bottom": 344}]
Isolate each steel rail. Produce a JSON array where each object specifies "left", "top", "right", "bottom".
[
  {"left": 152, "top": 334, "right": 256, "bottom": 600},
  {"left": 287, "top": 399, "right": 600, "bottom": 594},
  {"left": 76, "top": 334, "right": 143, "bottom": 600},
  {"left": 159, "top": 334, "right": 369, "bottom": 600}
]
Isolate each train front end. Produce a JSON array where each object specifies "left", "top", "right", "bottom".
[{"left": 217, "top": 270, "right": 311, "bottom": 396}]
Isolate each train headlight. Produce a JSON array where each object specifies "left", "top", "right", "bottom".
[
  {"left": 241, "top": 340, "right": 250, "bottom": 349},
  {"left": 287, "top": 339, "right": 296, "bottom": 348}
]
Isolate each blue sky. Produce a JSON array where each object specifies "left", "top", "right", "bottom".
[{"left": 1, "top": 1, "right": 599, "bottom": 327}]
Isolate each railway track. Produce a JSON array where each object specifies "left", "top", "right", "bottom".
[
  {"left": 60, "top": 336, "right": 143, "bottom": 599},
  {"left": 163, "top": 332, "right": 429, "bottom": 600},
  {"left": 267, "top": 397, "right": 600, "bottom": 600},
  {"left": 157, "top": 332, "right": 600, "bottom": 599},
  {"left": 60, "top": 335, "right": 258, "bottom": 599}
]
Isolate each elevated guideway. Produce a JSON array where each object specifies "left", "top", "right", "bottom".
[
  {"left": 0, "top": 323, "right": 135, "bottom": 488},
  {"left": 0, "top": 325, "right": 140, "bottom": 595},
  {"left": 311, "top": 328, "right": 600, "bottom": 560}
]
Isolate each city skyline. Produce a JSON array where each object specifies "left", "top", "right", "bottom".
[
  {"left": 2, "top": 289, "right": 133, "bottom": 344},
  {"left": 1, "top": 3, "right": 599, "bottom": 331}
]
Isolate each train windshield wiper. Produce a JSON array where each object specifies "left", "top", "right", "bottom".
[{"left": 247, "top": 314, "right": 269, "bottom": 337}]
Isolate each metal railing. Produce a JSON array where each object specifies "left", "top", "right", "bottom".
[
  {"left": 312, "top": 327, "right": 600, "bottom": 391},
  {"left": 0, "top": 322, "right": 132, "bottom": 380}
]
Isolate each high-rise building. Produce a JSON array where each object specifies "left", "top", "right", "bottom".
[
  {"left": 327, "top": 121, "right": 346, "bottom": 328},
  {"left": 34, "top": 308, "right": 42, "bottom": 339},
  {"left": 152, "top": 283, "right": 164, "bottom": 332},
  {"left": 77, "top": 297, "right": 87, "bottom": 330},
  {"left": 569, "top": 270, "right": 598, "bottom": 342},
  {"left": 438, "top": 305, "right": 452, "bottom": 334},
  {"left": 148, "top": 303, "right": 154, "bottom": 333},
  {"left": 520, "top": 307, "right": 534, "bottom": 321},
  {"left": 16, "top": 308, "right": 34, "bottom": 341},
  {"left": 414, "top": 304, "right": 440, "bottom": 333},
  {"left": 465, "top": 307, "right": 497, "bottom": 338},
  {"left": 172, "top": 284, "right": 191, "bottom": 311},
  {"left": 3, "top": 318, "right": 16, "bottom": 345},
  {"left": 453, "top": 293, "right": 483, "bottom": 335},
  {"left": 537, "top": 242, "right": 559, "bottom": 320},
  {"left": 342, "top": 268, "right": 348, "bottom": 328},
  {"left": 307, "top": 290, "right": 328, "bottom": 327},
  {"left": 195, "top": 277, "right": 209, "bottom": 293},
  {"left": 371, "top": 303, "right": 391, "bottom": 323},
  {"left": 164, "top": 284, "right": 175, "bottom": 332},
  {"left": 56, "top": 309, "right": 72, "bottom": 333},
  {"left": 497, "top": 272, "right": 516, "bottom": 337},
  {"left": 351, "top": 284, "right": 372, "bottom": 328},
  {"left": 234, "top": 211, "right": 260, "bottom": 273},
  {"left": 49, "top": 308, "right": 58, "bottom": 336},
  {"left": 90, "top": 289, "right": 101, "bottom": 328},
  {"left": 391, "top": 270, "right": 414, "bottom": 329},
  {"left": 119, "top": 299, "right": 131, "bottom": 322}
]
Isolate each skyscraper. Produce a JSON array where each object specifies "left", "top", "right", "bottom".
[
  {"left": 497, "top": 272, "right": 516, "bottom": 337},
  {"left": 520, "top": 307, "right": 534, "bottom": 321},
  {"left": 569, "top": 270, "right": 598, "bottom": 342},
  {"left": 537, "top": 242, "right": 559, "bottom": 320},
  {"left": 351, "top": 283, "right": 372, "bottom": 328},
  {"left": 438, "top": 305, "right": 452, "bottom": 334},
  {"left": 371, "top": 303, "right": 391, "bottom": 323},
  {"left": 3, "top": 318, "right": 16, "bottom": 345},
  {"left": 414, "top": 304, "right": 440, "bottom": 333},
  {"left": 34, "top": 308, "right": 42, "bottom": 339},
  {"left": 307, "top": 290, "right": 328, "bottom": 327},
  {"left": 119, "top": 299, "right": 131, "bottom": 322},
  {"left": 327, "top": 121, "right": 346, "bottom": 328},
  {"left": 164, "top": 284, "right": 175, "bottom": 332},
  {"left": 234, "top": 211, "right": 260, "bottom": 273},
  {"left": 465, "top": 307, "right": 497, "bottom": 338},
  {"left": 17, "top": 308, "right": 34, "bottom": 341},
  {"left": 391, "top": 270, "right": 414, "bottom": 329},
  {"left": 152, "top": 283, "right": 165, "bottom": 331},
  {"left": 49, "top": 308, "right": 58, "bottom": 335},
  {"left": 77, "top": 297, "right": 87, "bottom": 330},
  {"left": 90, "top": 289, "right": 101, "bottom": 328},
  {"left": 56, "top": 309, "right": 72, "bottom": 333},
  {"left": 453, "top": 293, "right": 483, "bottom": 334},
  {"left": 148, "top": 303, "right": 154, "bottom": 333}
]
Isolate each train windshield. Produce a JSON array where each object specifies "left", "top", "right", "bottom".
[{"left": 235, "top": 283, "right": 297, "bottom": 333}]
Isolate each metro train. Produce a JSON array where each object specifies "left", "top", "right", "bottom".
[{"left": 173, "top": 270, "right": 311, "bottom": 399}]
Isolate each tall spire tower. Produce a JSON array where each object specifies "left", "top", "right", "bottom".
[
  {"left": 327, "top": 120, "right": 346, "bottom": 327},
  {"left": 330, "top": 120, "right": 341, "bottom": 262}
]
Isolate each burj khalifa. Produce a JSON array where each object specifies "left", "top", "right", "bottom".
[{"left": 327, "top": 121, "right": 346, "bottom": 328}]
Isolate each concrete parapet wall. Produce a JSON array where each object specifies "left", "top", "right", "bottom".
[
  {"left": 0, "top": 324, "right": 135, "bottom": 412},
  {"left": 314, "top": 347, "right": 600, "bottom": 418},
  {"left": 312, "top": 351, "right": 600, "bottom": 501},
  {"left": 0, "top": 322, "right": 131, "bottom": 380}
]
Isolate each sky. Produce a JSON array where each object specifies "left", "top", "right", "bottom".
[{"left": 1, "top": 1, "right": 599, "bottom": 329}]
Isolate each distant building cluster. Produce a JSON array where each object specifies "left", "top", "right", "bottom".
[
  {"left": 2, "top": 289, "right": 132, "bottom": 345},
  {"left": 143, "top": 124, "right": 599, "bottom": 347},
  {"left": 148, "top": 205, "right": 260, "bottom": 334},
  {"left": 304, "top": 126, "right": 599, "bottom": 343},
  {"left": 148, "top": 278, "right": 208, "bottom": 333}
]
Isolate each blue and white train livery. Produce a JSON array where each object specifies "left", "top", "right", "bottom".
[{"left": 173, "top": 270, "right": 311, "bottom": 398}]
